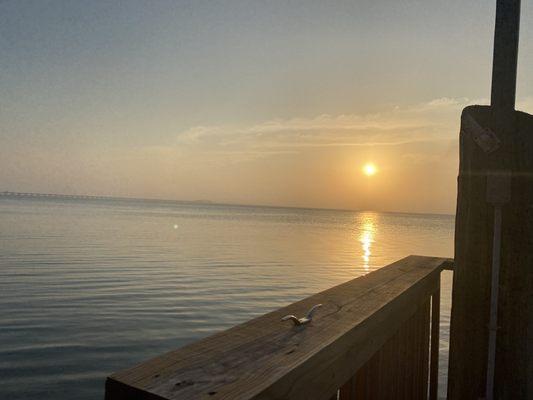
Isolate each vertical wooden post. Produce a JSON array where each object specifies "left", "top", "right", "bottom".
[
  {"left": 429, "top": 283, "right": 440, "bottom": 400},
  {"left": 448, "top": 1, "right": 533, "bottom": 398},
  {"left": 449, "top": 106, "right": 533, "bottom": 399},
  {"left": 490, "top": 0, "right": 521, "bottom": 110}
]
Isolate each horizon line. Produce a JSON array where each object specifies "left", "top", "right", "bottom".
[{"left": 0, "top": 190, "right": 454, "bottom": 218}]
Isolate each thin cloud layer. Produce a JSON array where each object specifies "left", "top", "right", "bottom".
[{"left": 175, "top": 97, "right": 479, "bottom": 157}]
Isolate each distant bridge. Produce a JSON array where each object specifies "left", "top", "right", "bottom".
[
  {"left": 0, "top": 191, "right": 214, "bottom": 206},
  {"left": 0, "top": 191, "right": 125, "bottom": 201}
]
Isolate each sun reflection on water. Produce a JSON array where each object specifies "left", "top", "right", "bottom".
[{"left": 359, "top": 215, "right": 376, "bottom": 272}]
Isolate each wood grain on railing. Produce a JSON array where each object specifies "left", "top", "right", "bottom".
[
  {"left": 106, "top": 255, "right": 450, "bottom": 400},
  {"left": 338, "top": 298, "right": 433, "bottom": 400}
]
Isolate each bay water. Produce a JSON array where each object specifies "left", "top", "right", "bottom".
[{"left": 0, "top": 197, "right": 454, "bottom": 399}]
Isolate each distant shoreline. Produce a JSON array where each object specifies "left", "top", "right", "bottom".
[{"left": 0, "top": 190, "right": 454, "bottom": 218}]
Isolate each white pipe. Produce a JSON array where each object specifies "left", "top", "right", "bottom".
[{"left": 485, "top": 205, "right": 502, "bottom": 400}]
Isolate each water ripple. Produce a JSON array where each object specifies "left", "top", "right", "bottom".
[{"left": 0, "top": 198, "right": 454, "bottom": 399}]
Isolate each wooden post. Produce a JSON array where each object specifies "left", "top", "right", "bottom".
[
  {"left": 448, "top": 106, "right": 533, "bottom": 399},
  {"left": 429, "top": 284, "right": 440, "bottom": 400},
  {"left": 448, "top": 2, "right": 533, "bottom": 398},
  {"left": 490, "top": 0, "right": 521, "bottom": 110}
]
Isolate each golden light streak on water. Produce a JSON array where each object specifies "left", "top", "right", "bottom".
[{"left": 359, "top": 215, "right": 376, "bottom": 272}]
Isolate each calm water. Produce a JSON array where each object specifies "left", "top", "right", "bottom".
[{"left": 0, "top": 197, "right": 454, "bottom": 399}]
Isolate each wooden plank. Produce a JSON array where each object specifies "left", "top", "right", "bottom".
[
  {"left": 338, "top": 376, "right": 355, "bottom": 400},
  {"left": 429, "top": 284, "right": 440, "bottom": 400},
  {"left": 418, "top": 299, "right": 431, "bottom": 400},
  {"left": 106, "top": 256, "right": 448, "bottom": 400},
  {"left": 346, "top": 298, "right": 432, "bottom": 400},
  {"left": 354, "top": 359, "right": 368, "bottom": 399}
]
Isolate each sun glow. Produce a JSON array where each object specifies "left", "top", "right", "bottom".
[{"left": 363, "top": 163, "right": 377, "bottom": 176}]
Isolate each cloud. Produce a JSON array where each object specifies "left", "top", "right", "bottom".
[{"left": 174, "top": 97, "right": 472, "bottom": 159}]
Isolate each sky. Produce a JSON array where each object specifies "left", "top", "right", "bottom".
[{"left": 1, "top": 0, "right": 532, "bottom": 214}]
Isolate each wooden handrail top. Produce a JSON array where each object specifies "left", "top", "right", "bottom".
[{"left": 106, "top": 255, "right": 451, "bottom": 400}]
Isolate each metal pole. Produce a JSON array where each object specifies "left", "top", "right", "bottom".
[{"left": 490, "top": 0, "right": 521, "bottom": 110}]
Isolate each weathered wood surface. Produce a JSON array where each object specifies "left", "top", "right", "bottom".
[
  {"left": 106, "top": 255, "right": 450, "bottom": 400},
  {"left": 339, "top": 298, "right": 432, "bottom": 400},
  {"left": 448, "top": 105, "right": 533, "bottom": 399}
]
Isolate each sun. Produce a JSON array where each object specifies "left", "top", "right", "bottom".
[{"left": 363, "top": 163, "right": 377, "bottom": 176}]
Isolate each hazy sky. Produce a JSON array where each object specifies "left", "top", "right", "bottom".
[{"left": 2, "top": 1, "right": 532, "bottom": 214}]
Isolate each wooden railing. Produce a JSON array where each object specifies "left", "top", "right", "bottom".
[{"left": 106, "top": 255, "right": 452, "bottom": 400}]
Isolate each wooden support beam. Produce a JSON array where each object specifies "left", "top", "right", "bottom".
[
  {"left": 491, "top": 0, "right": 521, "bottom": 110},
  {"left": 448, "top": 106, "right": 533, "bottom": 399},
  {"left": 429, "top": 283, "right": 440, "bottom": 400},
  {"left": 449, "top": 2, "right": 528, "bottom": 397}
]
